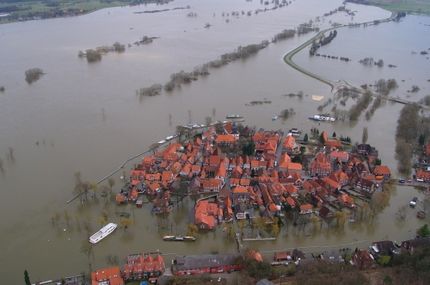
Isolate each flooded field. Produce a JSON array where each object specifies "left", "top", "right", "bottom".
[{"left": 0, "top": 0, "right": 428, "bottom": 282}]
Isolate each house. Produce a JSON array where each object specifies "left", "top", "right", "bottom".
[
  {"left": 350, "top": 249, "right": 374, "bottom": 269},
  {"left": 356, "top": 144, "right": 378, "bottom": 157},
  {"left": 91, "top": 267, "right": 124, "bottom": 285},
  {"left": 400, "top": 237, "right": 430, "bottom": 254},
  {"left": 123, "top": 253, "right": 165, "bottom": 281},
  {"left": 269, "top": 182, "right": 286, "bottom": 197},
  {"left": 338, "top": 193, "right": 355, "bottom": 208},
  {"left": 356, "top": 177, "right": 376, "bottom": 196},
  {"left": 283, "top": 135, "right": 296, "bottom": 154},
  {"left": 278, "top": 153, "right": 291, "bottom": 172},
  {"left": 180, "top": 163, "right": 191, "bottom": 177},
  {"left": 329, "top": 151, "right": 349, "bottom": 163},
  {"left": 285, "top": 196, "right": 296, "bottom": 208},
  {"left": 309, "top": 152, "right": 332, "bottom": 177},
  {"left": 369, "top": 240, "right": 400, "bottom": 257},
  {"left": 373, "top": 165, "right": 391, "bottom": 181},
  {"left": 232, "top": 186, "right": 250, "bottom": 204},
  {"left": 130, "top": 169, "right": 145, "bottom": 186},
  {"left": 191, "top": 165, "right": 201, "bottom": 176},
  {"left": 300, "top": 203, "right": 313, "bottom": 214},
  {"left": 287, "top": 162, "right": 303, "bottom": 175},
  {"left": 329, "top": 170, "right": 349, "bottom": 186},
  {"left": 195, "top": 200, "right": 219, "bottom": 230},
  {"left": 201, "top": 178, "right": 223, "bottom": 193},
  {"left": 285, "top": 184, "right": 298, "bottom": 197},
  {"left": 240, "top": 178, "right": 251, "bottom": 186},
  {"left": 215, "top": 134, "right": 237, "bottom": 145},
  {"left": 416, "top": 169, "right": 430, "bottom": 182},
  {"left": 322, "top": 176, "right": 341, "bottom": 192},
  {"left": 161, "top": 171, "right": 174, "bottom": 184},
  {"left": 171, "top": 254, "right": 242, "bottom": 276},
  {"left": 145, "top": 173, "right": 161, "bottom": 182},
  {"left": 303, "top": 180, "right": 321, "bottom": 194}
]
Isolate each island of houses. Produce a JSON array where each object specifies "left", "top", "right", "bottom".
[{"left": 116, "top": 122, "right": 400, "bottom": 233}]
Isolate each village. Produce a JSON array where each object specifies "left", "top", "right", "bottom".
[
  {"left": 116, "top": 121, "right": 403, "bottom": 232},
  {"left": 33, "top": 121, "right": 430, "bottom": 285}
]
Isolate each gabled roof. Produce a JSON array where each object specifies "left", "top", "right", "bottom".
[
  {"left": 330, "top": 150, "right": 349, "bottom": 161},
  {"left": 215, "top": 134, "right": 237, "bottom": 144},
  {"left": 300, "top": 204, "right": 312, "bottom": 211},
  {"left": 373, "top": 165, "right": 391, "bottom": 176},
  {"left": 322, "top": 176, "right": 340, "bottom": 190},
  {"left": 233, "top": 186, "right": 249, "bottom": 194},
  {"left": 286, "top": 197, "right": 296, "bottom": 207},
  {"left": 283, "top": 135, "right": 296, "bottom": 149},
  {"left": 285, "top": 184, "right": 298, "bottom": 195}
]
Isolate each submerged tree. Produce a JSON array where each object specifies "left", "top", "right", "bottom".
[
  {"left": 362, "top": 127, "right": 368, "bottom": 144},
  {"left": 24, "top": 270, "right": 31, "bottom": 285},
  {"left": 25, "top": 68, "right": 44, "bottom": 84}
]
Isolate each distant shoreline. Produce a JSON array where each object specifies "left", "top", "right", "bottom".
[
  {"left": 346, "top": 0, "right": 430, "bottom": 15},
  {"left": 0, "top": 0, "right": 173, "bottom": 25}
]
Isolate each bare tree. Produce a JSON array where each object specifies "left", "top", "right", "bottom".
[{"left": 362, "top": 127, "right": 368, "bottom": 144}]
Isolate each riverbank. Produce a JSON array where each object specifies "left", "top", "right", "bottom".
[
  {"left": 0, "top": 0, "right": 171, "bottom": 24},
  {"left": 347, "top": 0, "right": 430, "bottom": 15}
]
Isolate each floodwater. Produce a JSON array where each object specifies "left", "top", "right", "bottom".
[{"left": 0, "top": 0, "right": 428, "bottom": 282}]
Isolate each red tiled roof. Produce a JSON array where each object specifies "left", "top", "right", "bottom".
[
  {"left": 233, "top": 186, "right": 249, "bottom": 194},
  {"left": 330, "top": 151, "right": 349, "bottom": 161},
  {"left": 286, "top": 197, "right": 296, "bottom": 207},
  {"left": 215, "top": 134, "right": 236, "bottom": 144},
  {"left": 285, "top": 184, "right": 298, "bottom": 195},
  {"left": 92, "top": 267, "right": 124, "bottom": 285},
  {"left": 201, "top": 178, "right": 222, "bottom": 189},
  {"left": 195, "top": 200, "right": 219, "bottom": 229},
  {"left": 373, "top": 165, "right": 391, "bottom": 176},
  {"left": 300, "top": 204, "right": 312, "bottom": 211},
  {"left": 417, "top": 169, "right": 430, "bottom": 180},
  {"left": 283, "top": 135, "right": 296, "bottom": 149},
  {"left": 240, "top": 178, "right": 250, "bottom": 186}
]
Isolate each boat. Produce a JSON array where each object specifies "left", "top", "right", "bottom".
[
  {"left": 226, "top": 114, "right": 243, "bottom": 119},
  {"left": 272, "top": 115, "right": 278, "bottom": 121},
  {"left": 163, "top": 235, "right": 196, "bottom": 242},
  {"left": 409, "top": 197, "right": 418, "bottom": 208},
  {"left": 289, "top": 128, "right": 301, "bottom": 136},
  {"left": 308, "top": 114, "right": 336, "bottom": 122},
  {"left": 89, "top": 223, "right": 117, "bottom": 244},
  {"left": 165, "top": 135, "right": 174, "bottom": 141},
  {"left": 158, "top": 139, "right": 166, "bottom": 144}
]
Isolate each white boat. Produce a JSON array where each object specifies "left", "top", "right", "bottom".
[
  {"left": 158, "top": 139, "right": 166, "bottom": 144},
  {"left": 165, "top": 135, "right": 174, "bottom": 141},
  {"left": 89, "top": 223, "right": 117, "bottom": 244},
  {"left": 272, "top": 115, "right": 278, "bottom": 121},
  {"left": 409, "top": 197, "right": 418, "bottom": 208},
  {"left": 226, "top": 114, "right": 243, "bottom": 119},
  {"left": 309, "top": 114, "right": 336, "bottom": 122}
]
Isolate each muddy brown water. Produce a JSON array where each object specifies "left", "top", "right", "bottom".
[{"left": 0, "top": 0, "right": 428, "bottom": 282}]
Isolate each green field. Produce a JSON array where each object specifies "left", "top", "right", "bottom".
[
  {"left": 0, "top": 0, "right": 168, "bottom": 23},
  {"left": 349, "top": 0, "right": 430, "bottom": 15}
]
